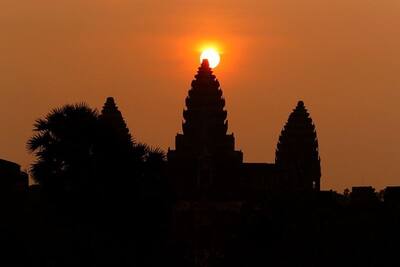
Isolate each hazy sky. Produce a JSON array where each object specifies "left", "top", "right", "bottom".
[{"left": 1, "top": 0, "right": 400, "bottom": 191}]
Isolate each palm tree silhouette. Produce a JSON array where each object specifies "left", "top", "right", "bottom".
[
  {"left": 27, "top": 99, "right": 166, "bottom": 207},
  {"left": 27, "top": 103, "right": 99, "bottom": 197}
]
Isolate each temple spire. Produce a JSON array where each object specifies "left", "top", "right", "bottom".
[
  {"left": 201, "top": 58, "right": 210, "bottom": 68},
  {"left": 168, "top": 61, "right": 243, "bottom": 160},
  {"left": 99, "top": 97, "right": 133, "bottom": 151},
  {"left": 275, "top": 100, "right": 321, "bottom": 191},
  {"left": 167, "top": 60, "right": 243, "bottom": 199},
  {"left": 176, "top": 60, "right": 234, "bottom": 155}
]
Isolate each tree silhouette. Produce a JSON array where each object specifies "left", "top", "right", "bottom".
[
  {"left": 27, "top": 103, "right": 99, "bottom": 199},
  {"left": 27, "top": 99, "right": 166, "bottom": 201}
]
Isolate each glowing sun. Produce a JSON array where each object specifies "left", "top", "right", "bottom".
[{"left": 200, "top": 48, "right": 220, "bottom": 68}]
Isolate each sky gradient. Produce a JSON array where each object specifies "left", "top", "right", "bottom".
[{"left": 1, "top": 0, "right": 400, "bottom": 191}]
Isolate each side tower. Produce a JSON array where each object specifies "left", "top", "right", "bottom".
[
  {"left": 99, "top": 97, "right": 133, "bottom": 153},
  {"left": 167, "top": 59, "right": 243, "bottom": 200},
  {"left": 275, "top": 101, "right": 321, "bottom": 192},
  {"left": 96, "top": 97, "right": 135, "bottom": 190}
]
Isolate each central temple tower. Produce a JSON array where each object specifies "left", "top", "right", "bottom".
[
  {"left": 166, "top": 60, "right": 321, "bottom": 265},
  {"left": 168, "top": 59, "right": 243, "bottom": 200}
]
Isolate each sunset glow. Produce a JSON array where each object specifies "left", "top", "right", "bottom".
[{"left": 200, "top": 48, "right": 220, "bottom": 68}]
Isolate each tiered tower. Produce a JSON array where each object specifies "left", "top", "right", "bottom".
[
  {"left": 168, "top": 59, "right": 243, "bottom": 200},
  {"left": 275, "top": 101, "right": 321, "bottom": 191},
  {"left": 97, "top": 97, "right": 134, "bottom": 189},
  {"left": 99, "top": 97, "right": 133, "bottom": 151}
]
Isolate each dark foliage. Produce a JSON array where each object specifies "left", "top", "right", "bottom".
[
  {"left": 27, "top": 103, "right": 99, "bottom": 200},
  {"left": 24, "top": 99, "right": 168, "bottom": 266}
]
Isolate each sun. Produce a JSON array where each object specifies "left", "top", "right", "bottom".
[{"left": 200, "top": 48, "right": 220, "bottom": 68}]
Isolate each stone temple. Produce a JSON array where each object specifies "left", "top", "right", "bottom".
[
  {"left": 167, "top": 59, "right": 321, "bottom": 201},
  {"left": 166, "top": 59, "right": 321, "bottom": 260}
]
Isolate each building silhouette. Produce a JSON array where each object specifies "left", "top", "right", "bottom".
[
  {"left": 3, "top": 59, "right": 400, "bottom": 267},
  {"left": 168, "top": 59, "right": 321, "bottom": 202},
  {"left": 275, "top": 100, "right": 321, "bottom": 192},
  {"left": 0, "top": 159, "right": 28, "bottom": 194},
  {"left": 167, "top": 59, "right": 244, "bottom": 201},
  {"left": 166, "top": 59, "right": 322, "bottom": 264},
  {"left": 384, "top": 186, "right": 400, "bottom": 205}
]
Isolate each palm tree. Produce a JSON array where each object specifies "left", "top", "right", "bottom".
[
  {"left": 27, "top": 103, "right": 99, "bottom": 197},
  {"left": 134, "top": 143, "right": 166, "bottom": 164},
  {"left": 27, "top": 99, "right": 167, "bottom": 205}
]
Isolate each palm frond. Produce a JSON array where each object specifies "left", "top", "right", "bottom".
[
  {"left": 33, "top": 118, "right": 49, "bottom": 131},
  {"left": 27, "top": 132, "right": 51, "bottom": 152},
  {"left": 147, "top": 146, "right": 166, "bottom": 161}
]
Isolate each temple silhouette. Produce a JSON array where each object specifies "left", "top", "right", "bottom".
[
  {"left": 1, "top": 59, "right": 400, "bottom": 266},
  {"left": 166, "top": 60, "right": 322, "bottom": 263},
  {"left": 168, "top": 59, "right": 320, "bottom": 200}
]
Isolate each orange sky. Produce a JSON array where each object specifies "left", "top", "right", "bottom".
[{"left": 1, "top": 0, "right": 400, "bottom": 191}]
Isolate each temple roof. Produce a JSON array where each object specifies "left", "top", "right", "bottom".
[
  {"left": 99, "top": 97, "right": 133, "bottom": 147},
  {"left": 170, "top": 60, "right": 241, "bottom": 158},
  {"left": 276, "top": 100, "right": 320, "bottom": 164}
]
